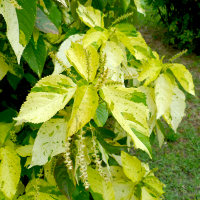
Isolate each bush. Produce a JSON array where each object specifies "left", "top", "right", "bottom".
[
  {"left": 0, "top": 0, "right": 195, "bottom": 199},
  {"left": 147, "top": 0, "right": 200, "bottom": 53}
]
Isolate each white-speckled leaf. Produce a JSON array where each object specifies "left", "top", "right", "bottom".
[
  {"left": 77, "top": 3, "right": 104, "bottom": 28},
  {"left": 155, "top": 73, "right": 173, "bottom": 119},
  {"left": 101, "top": 41, "right": 124, "bottom": 82},
  {"left": 31, "top": 118, "right": 67, "bottom": 167},
  {"left": 14, "top": 74, "right": 76, "bottom": 124},
  {"left": 101, "top": 86, "right": 152, "bottom": 156},
  {"left": 0, "top": 0, "right": 25, "bottom": 64},
  {"left": 0, "top": 146, "right": 21, "bottom": 199},
  {"left": 53, "top": 34, "right": 83, "bottom": 74}
]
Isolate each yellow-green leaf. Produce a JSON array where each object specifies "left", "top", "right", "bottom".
[
  {"left": 143, "top": 176, "right": 165, "bottom": 197},
  {"left": 155, "top": 73, "right": 173, "bottom": 119},
  {"left": 0, "top": 0, "right": 25, "bottom": 63},
  {"left": 0, "top": 57, "right": 10, "bottom": 80},
  {"left": 163, "top": 85, "right": 186, "bottom": 132},
  {"left": 83, "top": 28, "right": 109, "bottom": 48},
  {"left": 0, "top": 146, "right": 21, "bottom": 199},
  {"left": 168, "top": 63, "right": 195, "bottom": 95},
  {"left": 31, "top": 118, "right": 67, "bottom": 167},
  {"left": 77, "top": 3, "right": 104, "bottom": 28},
  {"left": 88, "top": 166, "right": 115, "bottom": 200},
  {"left": 138, "top": 55, "right": 163, "bottom": 86},
  {"left": 109, "top": 166, "right": 136, "bottom": 200},
  {"left": 53, "top": 34, "right": 83, "bottom": 74},
  {"left": 66, "top": 43, "right": 99, "bottom": 82},
  {"left": 0, "top": 122, "right": 13, "bottom": 145},
  {"left": 121, "top": 151, "right": 145, "bottom": 184},
  {"left": 141, "top": 186, "right": 157, "bottom": 200},
  {"left": 101, "top": 41, "right": 124, "bottom": 82},
  {"left": 67, "top": 84, "right": 99, "bottom": 136},
  {"left": 101, "top": 86, "right": 152, "bottom": 156},
  {"left": 14, "top": 74, "right": 76, "bottom": 124},
  {"left": 16, "top": 145, "right": 33, "bottom": 157}
]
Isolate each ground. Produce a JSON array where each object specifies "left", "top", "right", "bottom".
[{"left": 135, "top": 14, "right": 200, "bottom": 200}]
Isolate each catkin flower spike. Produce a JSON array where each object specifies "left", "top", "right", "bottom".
[
  {"left": 76, "top": 130, "right": 89, "bottom": 189},
  {"left": 91, "top": 136, "right": 110, "bottom": 182},
  {"left": 64, "top": 136, "right": 73, "bottom": 170}
]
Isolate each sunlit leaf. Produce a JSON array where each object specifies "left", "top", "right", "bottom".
[
  {"left": 168, "top": 63, "right": 195, "bottom": 95},
  {"left": 100, "top": 86, "right": 151, "bottom": 156},
  {"left": 16, "top": 145, "right": 33, "bottom": 157},
  {"left": 155, "top": 73, "right": 173, "bottom": 119},
  {"left": 0, "top": 0, "right": 25, "bottom": 63},
  {"left": 67, "top": 84, "right": 99, "bottom": 136},
  {"left": 77, "top": 3, "right": 104, "bottom": 28},
  {"left": 121, "top": 151, "right": 145, "bottom": 184},
  {"left": 88, "top": 166, "right": 115, "bottom": 200},
  {"left": 0, "top": 146, "right": 21, "bottom": 199},
  {"left": 14, "top": 74, "right": 76, "bottom": 124},
  {"left": 31, "top": 118, "right": 67, "bottom": 166},
  {"left": 53, "top": 34, "right": 83, "bottom": 74},
  {"left": 66, "top": 43, "right": 99, "bottom": 82}
]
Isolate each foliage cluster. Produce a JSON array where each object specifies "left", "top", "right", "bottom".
[
  {"left": 0, "top": 0, "right": 195, "bottom": 199},
  {"left": 147, "top": 0, "right": 200, "bottom": 53}
]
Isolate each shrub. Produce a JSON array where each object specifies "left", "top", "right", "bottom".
[{"left": 0, "top": 0, "right": 195, "bottom": 199}]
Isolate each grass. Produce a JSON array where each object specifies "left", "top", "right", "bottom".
[{"left": 135, "top": 7, "right": 200, "bottom": 200}]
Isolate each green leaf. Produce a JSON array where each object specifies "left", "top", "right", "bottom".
[
  {"left": 35, "top": 7, "right": 59, "bottom": 34},
  {"left": 114, "top": 23, "right": 137, "bottom": 37},
  {"left": 23, "top": 36, "right": 47, "bottom": 78},
  {"left": 0, "top": 56, "right": 10, "bottom": 80},
  {"left": 155, "top": 73, "right": 173, "bottom": 119},
  {"left": 155, "top": 121, "right": 165, "bottom": 148},
  {"left": 88, "top": 166, "right": 115, "bottom": 200},
  {"left": 66, "top": 43, "right": 99, "bottom": 82},
  {"left": 0, "top": 0, "right": 25, "bottom": 63},
  {"left": 31, "top": 118, "right": 67, "bottom": 166},
  {"left": 168, "top": 63, "right": 195, "bottom": 95},
  {"left": 53, "top": 34, "right": 83, "bottom": 74},
  {"left": 141, "top": 186, "right": 157, "bottom": 200},
  {"left": 0, "top": 122, "right": 13, "bottom": 145},
  {"left": 133, "top": 0, "right": 146, "bottom": 15},
  {"left": 15, "top": 74, "right": 76, "bottom": 124},
  {"left": 16, "top": 0, "right": 37, "bottom": 46},
  {"left": 67, "top": 84, "right": 99, "bottom": 136},
  {"left": 100, "top": 86, "right": 151, "bottom": 156},
  {"left": 121, "top": 0, "right": 130, "bottom": 12},
  {"left": 94, "top": 102, "right": 109, "bottom": 127},
  {"left": 54, "top": 157, "right": 76, "bottom": 199},
  {"left": 0, "top": 146, "right": 21, "bottom": 199},
  {"left": 44, "top": 0, "right": 62, "bottom": 29},
  {"left": 121, "top": 151, "right": 145, "bottom": 184},
  {"left": 77, "top": 3, "right": 104, "bottom": 28}
]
